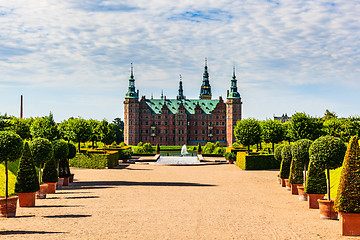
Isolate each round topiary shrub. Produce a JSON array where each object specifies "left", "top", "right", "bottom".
[
  {"left": 15, "top": 142, "right": 40, "bottom": 193},
  {"left": 335, "top": 136, "right": 360, "bottom": 213},
  {"left": 30, "top": 138, "right": 53, "bottom": 184},
  {"left": 289, "top": 139, "right": 312, "bottom": 184},
  {"left": 274, "top": 145, "right": 284, "bottom": 163},
  {"left": 52, "top": 140, "right": 69, "bottom": 161},
  {"left": 0, "top": 131, "right": 24, "bottom": 198},
  {"left": 42, "top": 156, "right": 58, "bottom": 183},
  {"left": 67, "top": 143, "right": 76, "bottom": 159},
  {"left": 59, "top": 158, "right": 70, "bottom": 178},
  {"left": 304, "top": 160, "right": 327, "bottom": 194},
  {"left": 279, "top": 145, "right": 292, "bottom": 179}
]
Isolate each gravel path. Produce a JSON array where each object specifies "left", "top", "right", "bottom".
[{"left": 0, "top": 164, "right": 353, "bottom": 240}]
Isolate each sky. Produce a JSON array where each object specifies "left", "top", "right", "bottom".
[{"left": 0, "top": 0, "right": 359, "bottom": 122}]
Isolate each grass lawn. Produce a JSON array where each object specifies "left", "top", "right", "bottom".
[{"left": 0, "top": 159, "right": 20, "bottom": 197}]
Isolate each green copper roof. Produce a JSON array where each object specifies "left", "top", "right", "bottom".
[
  {"left": 144, "top": 99, "right": 220, "bottom": 114},
  {"left": 125, "top": 63, "right": 138, "bottom": 99}
]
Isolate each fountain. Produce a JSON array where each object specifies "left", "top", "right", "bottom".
[{"left": 155, "top": 144, "right": 201, "bottom": 165}]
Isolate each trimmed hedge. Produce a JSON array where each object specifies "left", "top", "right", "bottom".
[
  {"left": 69, "top": 151, "right": 120, "bottom": 169},
  {"left": 42, "top": 156, "right": 58, "bottom": 183},
  {"left": 289, "top": 139, "right": 312, "bottom": 184},
  {"left": 305, "top": 160, "right": 327, "bottom": 194},
  {"left": 279, "top": 145, "right": 292, "bottom": 179},
  {"left": 274, "top": 145, "right": 284, "bottom": 163},
  {"left": 236, "top": 152, "right": 279, "bottom": 170}
]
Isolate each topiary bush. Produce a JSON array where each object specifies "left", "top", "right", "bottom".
[
  {"left": 52, "top": 140, "right": 69, "bottom": 178},
  {"left": 231, "top": 142, "right": 241, "bottom": 148},
  {"left": 279, "top": 145, "right": 292, "bottom": 179},
  {"left": 15, "top": 142, "right": 40, "bottom": 193},
  {"left": 289, "top": 139, "right": 312, "bottom": 184},
  {"left": 274, "top": 145, "right": 284, "bottom": 163},
  {"left": 305, "top": 160, "right": 327, "bottom": 194},
  {"left": 119, "top": 149, "right": 132, "bottom": 160},
  {"left": 30, "top": 138, "right": 53, "bottom": 184},
  {"left": 334, "top": 136, "right": 360, "bottom": 213},
  {"left": 42, "top": 156, "right": 58, "bottom": 183},
  {"left": 309, "top": 135, "right": 346, "bottom": 200},
  {"left": 0, "top": 131, "right": 24, "bottom": 198},
  {"left": 156, "top": 144, "right": 160, "bottom": 154},
  {"left": 197, "top": 143, "right": 202, "bottom": 153},
  {"left": 67, "top": 143, "right": 77, "bottom": 160}
]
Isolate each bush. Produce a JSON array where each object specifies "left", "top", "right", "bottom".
[
  {"left": 289, "top": 139, "right": 312, "bottom": 184},
  {"left": 279, "top": 145, "right": 292, "bottom": 179},
  {"left": 236, "top": 153, "right": 279, "bottom": 170},
  {"left": 42, "top": 156, "right": 58, "bottom": 183},
  {"left": 224, "top": 152, "right": 236, "bottom": 161},
  {"left": 119, "top": 142, "right": 127, "bottom": 147},
  {"left": 52, "top": 140, "right": 69, "bottom": 161},
  {"left": 335, "top": 136, "right": 360, "bottom": 213},
  {"left": 143, "top": 143, "right": 153, "bottom": 153},
  {"left": 15, "top": 142, "right": 40, "bottom": 193},
  {"left": 156, "top": 144, "right": 160, "bottom": 153},
  {"left": 305, "top": 160, "right": 326, "bottom": 194},
  {"left": 231, "top": 142, "right": 241, "bottom": 148},
  {"left": 67, "top": 143, "right": 77, "bottom": 159},
  {"left": 30, "top": 138, "right": 53, "bottom": 168},
  {"left": 213, "top": 147, "right": 225, "bottom": 155},
  {"left": 0, "top": 131, "right": 24, "bottom": 163},
  {"left": 119, "top": 149, "right": 132, "bottom": 160},
  {"left": 197, "top": 143, "right": 202, "bottom": 153},
  {"left": 69, "top": 151, "right": 120, "bottom": 169},
  {"left": 59, "top": 158, "right": 70, "bottom": 178},
  {"left": 137, "top": 142, "right": 143, "bottom": 147},
  {"left": 274, "top": 145, "right": 284, "bottom": 163},
  {"left": 203, "top": 142, "right": 215, "bottom": 154}
]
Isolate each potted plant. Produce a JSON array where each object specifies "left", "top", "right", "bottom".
[
  {"left": 53, "top": 140, "right": 69, "bottom": 187},
  {"left": 279, "top": 145, "right": 292, "bottom": 189},
  {"left": 224, "top": 152, "right": 236, "bottom": 164},
  {"left": 30, "top": 138, "right": 53, "bottom": 199},
  {"left": 334, "top": 136, "right": 360, "bottom": 236},
  {"left": 67, "top": 143, "right": 76, "bottom": 183},
  {"left": 305, "top": 160, "right": 327, "bottom": 208},
  {"left": 0, "top": 131, "right": 24, "bottom": 217},
  {"left": 274, "top": 145, "right": 284, "bottom": 184},
  {"left": 289, "top": 139, "right": 312, "bottom": 196},
  {"left": 197, "top": 143, "right": 202, "bottom": 155},
  {"left": 156, "top": 144, "right": 160, "bottom": 155},
  {"left": 15, "top": 142, "right": 40, "bottom": 207},
  {"left": 309, "top": 135, "right": 346, "bottom": 219},
  {"left": 42, "top": 156, "right": 58, "bottom": 193}
]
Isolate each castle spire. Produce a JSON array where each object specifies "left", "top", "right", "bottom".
[
  {"left": 227, "top": 65, "right": 241, "bottom": 99},
  {"left": 177, "top": 74, "right": 185, "bottom": 100},
  {"left": 125, "top": 63, "right": 138, "bottom": 99},
  {"left": 199, "top": 57, "right": 212, "bottom": 100}
]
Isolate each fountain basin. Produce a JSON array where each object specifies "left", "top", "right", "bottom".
[{"left": 154, "top": 156, "right": 203, "bottom": 166}]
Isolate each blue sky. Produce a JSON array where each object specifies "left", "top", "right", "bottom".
[{"left": 0, "top": 0, "right": 359, "bottom": 122}]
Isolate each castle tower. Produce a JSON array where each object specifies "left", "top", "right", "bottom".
[
  {"left": 177, "top": 74, "right": 185, "bottom": 100},
  {"left": 199, "top": 58, "right": 212, "bottom": 100},
  {"left": 124, "top": 63, "right": 140, "bottom": 145},
  {"left": 226, "top": 66, "right": 242, "bottom": 146}
]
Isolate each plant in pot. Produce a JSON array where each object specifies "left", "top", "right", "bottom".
[
  {"left": 67, "top": 143, "right": 76, "bottom": 183},
  {"left": 334, "top": 136, "right": 360, "bottom": 236},
  {"left": 53, "top": 140, "right": 69, "bottom": 188},
  {"left": 156, "top": 144, "right": 160, "bottom": 155},
  {"left": 305, "top": 160, "right": 327, "bottom": 209},
  {"left": 30, "top": 138, "right": 53, "bottom": 199},
  {"left": 0, "top": 131, "right": 24, "bottom": 217},
  {"left": 42, "top": 156, "right": 58, "bottom": 194},
  {"left": 197, "top": 143, "right": 202, "bottom": 155},
  {"left": 224, "top": 152, "right": 236, "bottom": 164},
  {"left": 274, "top": 144, "right": 284, "bottom": 184},
  {"left": 289, "top": 139, "right": 312, "bottom": 197},
  {"left": 15, "top": 142, "right": 40, "bottom": 207},
  {"left": 279, "top": 145, "right": 292, "bottom": 189},
  {"left": 309, "top": 135, "right": 346, "bottom": 219}
]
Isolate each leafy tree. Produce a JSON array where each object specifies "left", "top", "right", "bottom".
[
  {"left": 88, "top": 119, "right": 101, "bottom": 148},
  {"left": 0, "top": 131, "right": 24, "bottom": 198},
  {"left": 289, "top": 112, "right": 323, "bottom": 141},
  {"left": 112, "top": 118, "right": 124, "bottom": 144},
  {"left": 7, "top": 117, "right": 32, "bottom": 140},
  {"left": 53, "top": 140, "right": 69, "bottom": 177},
  {"left": 234, "top": 118, "right": 262, "bottom": 153},
  {"left": 59, "top": 119, "right": 75, "bottom": 142},
  {"left": 30, "top": 112, "right": 59, "bottom": 141},
  {"left": 30, "top": 138, "right": 53, "bottom": 184},
  {"left": 261, "top": 119, "right": 284, "bottom": 153},
  {"left": 98, "top": 119, "right": 115, "bottom": 145},
  {"left": 282, "top": 121, "right": 292, "bottom": 144},
  {"left": 289, "top": 139, "right": 312, "bottom": 184},
  {"left": 66, "top": 118, "right": 91, "bottom": 152},
  {"left": 203, "top": 142, "right": 215, "bottom": 154},
  {"left": 279, "top": 145, "right": 292, "bottom": 179},
  {"left": 0, "top": 113, "right": 12, "bottom": 131},
  {"left": 309, "top": 135, "right": 346, "bottom": 200},
  {"left": 15, "top": 142, "right": 40, "bottom": 193},
  {"left": 335, "top": 136, "right": 360, "bottom": 213},
  {"left": 322, "top": 109, "right": 337, "bottom": 120}
]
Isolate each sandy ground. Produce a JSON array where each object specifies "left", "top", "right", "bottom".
[{"left": 0, "top": 164, "right": 356, "bottom": 240}]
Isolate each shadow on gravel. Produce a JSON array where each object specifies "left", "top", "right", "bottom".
[
  {"left": 64, "top": 196, "right": 99, "bottom": 199},
  {"left": 0, "top": 230, "right": 66, "bottom": 235},
  {"left": 43, "top": 214, "right": 91, "bottom": 218},
  {"left": 53, "top": 191, "right": 93, "bottom": 194},
  {"left": 30, "top": 205, "right": 84, "bottom": 208},
  {"left": 69, "top": 181, "right": 216, "bottom": 190},
  {"left": 14, "top": 215, "right": 35, "bottom": 218}
]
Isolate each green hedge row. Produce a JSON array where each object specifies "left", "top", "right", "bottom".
[
  {"left": 69, "top": 151, "right": 119, "bottom": 169},
  {"left": 236, "top": 153, "right": 280, "bottom": 170}
]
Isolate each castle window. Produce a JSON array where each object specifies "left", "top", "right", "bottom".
[
  {"left": 146, "top": 121, "right": 148, "bottom": 125},
  {"left": 222, "top": 130, "right": 225, "bottom": 134},
  {"left": 158, "top": 121, "right": 161, "bottom": 125},
  {"left": 216, "top": 122, "right": 219, "bottom": 126},
  {"left": 216, "top": 129, "right": 219, "bottom": 134},
  {"left": 202, "top": 130, "right": 205, "bottom": 134},
  {"left": 202, "top": 122, "right": 205, "bottom": 126},
  {"left": 145, "top": 129, "right": 148, "bottom": 134},
  {"left": 145, "top": 137, "right": 148, "bottom": 141},
  {"left": 160, "top": 137, "right": 162, "bottom": 141},
  {"left": 222, "top": 122, "right": 225, "bottom": 125},
  {"left": 165, "top": 122, "right": 168, "bottom": 126},
  {"left": 173, "top": 130, "right": 175, "bottom": 134},
  {"left": 194, "top": 130, "right": 198, "bottom": 134}
]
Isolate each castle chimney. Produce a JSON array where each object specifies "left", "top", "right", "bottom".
[
  {"left": 227, "top": 90, "right": 229, "bottom": 97},
  {"left": 20, "top": 95, "right": 23, "bottom": 119}
]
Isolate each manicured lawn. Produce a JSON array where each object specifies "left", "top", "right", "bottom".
[{"left": 0, "top": 159, "right": 20, "bottom": 196}]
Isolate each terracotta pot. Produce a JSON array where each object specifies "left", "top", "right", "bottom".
[
  {"left": 57, "top": 178, "right": 64, "bottom": 190},
  {"left": 339, "top": 212, "right": 360, "bottom": 236},
  {"left": 285, "top": 179, "right": 291, "bottom": 191},
  {"left": 0, "top": 196, "right": 18, "bottom": 217},
  {"left": 36, "top": 184, "right": 48, "bottom": 199},
  {"left": 308, "top": 193, "right": 325, "bottom": 209},
  {"left": 69, "top": 174, "right": 75, "bottom": 183},
  {"left": 45, "top": 182, "right": 57, "bottom": 194},
  {"left": 291, "top": 183, "right": 302, "bottom": 195},
  {"left": 281, "top": 178, "right": 287, "bottom": 187},
  {"left": 297, "top": 185, "right": 307, "bottom": 201},
  {"left": 228, "top": 159, "right": 234, "bottom": 164},
  {"left": 18, "top": 192, "right": 36, "bottom": 207},
  {"left": 318, "top": 199, "right": 338, "bottom": 220},
  {"left": 63, "top": 177, "right": 69, "bottom": 186}
]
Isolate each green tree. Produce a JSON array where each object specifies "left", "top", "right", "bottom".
[
  {"left": 261, "top": 119, "right": 284, "bottom": 153},
  {"left": 335, "top": 136, "right": 360, "bottom": 213},
  {"left": 289, "top": 139, "right": 312, "bottom": 184},
  {"left": 309, "top": 135, "right": 346, "bottom": 200},
  {"left": 112, "top": 118, "right": 124, "bottom": 144},
  {"left": 234, "top": 118, "right": 262, "bottom": 153},
  {"left": 99, "top": 119, "right": 115, "bottom": 146},
  {"left": 279, "top": 145, "right": 292, "bottom": 179},
  {"left": 88, "top": 119, "right": 101, "bottom": 148},
  {"left": 15, "top": 142, "right": 40, "bottom": 193},
  {"left": 203, "top": 142, "right": 215, "bottom": 154},
  {"left": 289, "top": 112, "right": 323, "bottom": 141},
  {"left": 305, "top": 160, "right": 327, "bottom": 194},
  {"left": 30, "top": 138, "right": 53, "bottom": 184},
  {"left": 67, "top": 118, "right": 91, "bottom": 152},
  {"left": 322, "top": 109, "right": 337, "bottom": 120},
  {"left": 59, "top": 118, "right": 75, "bottom": 142},
  {"left": 7, "top": 117, "right": 32, "bottom": 140},
  {"left": 53, "top": 140, "right": 69, "bottom": 177},
  {"left": 30, "top": 113, "right": 59, "bottom": 141},
  {"left": 0, "top": 131, "right": 24, "bottom": 198},
  {"left": 0, "top": 113, "right": 12, "bottom": 131}
]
